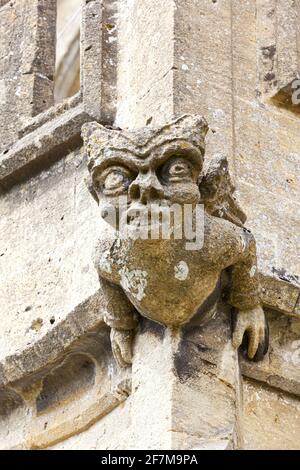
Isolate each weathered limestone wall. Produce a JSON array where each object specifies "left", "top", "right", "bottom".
[
  {"left": 0, "top": 0, "right": 299, "bottom": 450},
  {"left": 0, "top": 149, "right": 100, "bottom": 364},
  {"left": 243, "top": 378, "right": 300, "bottom": 450}
]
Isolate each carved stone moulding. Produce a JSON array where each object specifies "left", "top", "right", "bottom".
[{"left": 0, "top": 296, "right": 130, "bottom": 450}]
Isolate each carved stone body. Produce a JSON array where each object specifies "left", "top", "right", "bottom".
[
  {"left": 96, "top": 216, "right": 258, "bottom": 328},
  {"left": 82, "top": 115, "right": 268, "bottom": 367}
]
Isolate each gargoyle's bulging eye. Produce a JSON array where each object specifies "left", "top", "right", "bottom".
[
  {"left": 95, "top": 166, "right": 134, "bottom": 195},
  {"left": 169, "top": 161, "right": 190, "bottom": 177},
  {"left": 162, "top": 157, "right": 193, "bottom": 182},
  {"left": 105, "top": 171, "right": 125, "bottom": 190}
]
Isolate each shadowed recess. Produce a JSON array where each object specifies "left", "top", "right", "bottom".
[{"left": 36, "top": 353, "right": 96, "bottom": 414}]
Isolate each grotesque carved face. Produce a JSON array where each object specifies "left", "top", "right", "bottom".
[{"left": 82, "top": 115, "right": 208, "bottom": 232}]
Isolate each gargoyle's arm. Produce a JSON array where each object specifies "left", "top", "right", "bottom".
[
  {"left": 99, "top": 277, "right": 139, "bottom": 368},
  {"left": 99, "top": 277, "right": 139, "bottom": 330},
  {"left": 228, "top": 229, "right": 261, "bottom": 310}
]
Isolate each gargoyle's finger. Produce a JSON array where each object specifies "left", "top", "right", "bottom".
[
  {"left": 259, "top": 326, "right": 265, "bottom": 344},
  {"left": 232, "top": 323, "right": 245, "bottom": 350},
  {"left": 251, "top": 324, "right": 269, "bottom": 362},
  {"left": 112, "top": 342, "right": 128, "bottom": 368},
  {"left": 119, "top": 336, "right": 132, "bottom": 366},
  {"left": 263, "top": 321, "right": 269, "bottom": 355},
  {"left": 112, "top": 342, "right": 121, "bottom": 366},
  {"left": 247, "top": 327, "right": 260, "bottom": 359}
]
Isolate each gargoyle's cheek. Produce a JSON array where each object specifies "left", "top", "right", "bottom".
[{"left": 165, "top": 183, "right": 201, "bottom": 205}]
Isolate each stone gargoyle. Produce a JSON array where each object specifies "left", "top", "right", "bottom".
[{"left": 82, "top": 115, "right": 269, "bottom": 368}]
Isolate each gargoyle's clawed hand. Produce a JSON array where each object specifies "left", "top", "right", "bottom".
[
  {"left": 111, "top": 328, "right": 134, "bottom": 368},
  {"left": 232, "top": 306, "right": 269, "bottom": 361}
]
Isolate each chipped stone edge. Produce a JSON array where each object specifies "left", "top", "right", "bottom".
[
  {"left": 0, "top": 104, "right": 89, "bottom": 189},
  {"left": 25, "top": 379, "right": 131, "bottom": 450},
  {"left": 0, "top": 290, "right": 105, "bottom": 388},
  {"left": 240, "top": 363, "right": 300, "bottom": 398},
  {"left": 259, "top": 273, "right": 300, "bottom": 317},
  {"left": 18, "top": 92, "right": 82, "bottom": 138}
]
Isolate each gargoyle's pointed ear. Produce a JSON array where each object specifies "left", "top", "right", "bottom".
[
  {"left": 170, "top": 115, "right": 209, "bottom": 156},
  {"left": 200, "top": 154, "right": 247, "bottom": 227}
]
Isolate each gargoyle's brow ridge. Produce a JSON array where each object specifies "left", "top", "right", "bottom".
[
  {"left": 113, "top": 114, "right": 208, "bottom": 149},
  {"left": 105, "top": 137, "right": 205, "bottom": 159}
]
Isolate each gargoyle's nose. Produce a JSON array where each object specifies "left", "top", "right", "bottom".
[{"left": 129, "top": 170, "right": 164, "bottom": 203}]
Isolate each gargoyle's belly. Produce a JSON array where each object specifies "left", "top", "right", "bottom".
[
  {"left": 127, "top": 274, "right": 219, "bottom": 327},
  {"left": 104, "top": 239, "right": 220, "bottom": 327}
]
